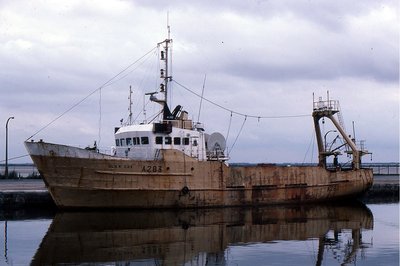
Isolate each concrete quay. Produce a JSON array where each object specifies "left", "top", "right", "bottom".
[
  {"left": 361, "top": 175, "right": 399, "bottom": 203},
  {"left": 0, "top": 179, "right": 55, "bottom": 209},
  {"left": 0, "top": 176, "right": 398, "bottom": 209}
]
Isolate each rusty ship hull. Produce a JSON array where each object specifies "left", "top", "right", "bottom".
[
  {"left": 25, "top": 141, "right": 373, "bottom": 209},
  {"left": 24, "top": 36, "right": 374, "bottom": 209}
]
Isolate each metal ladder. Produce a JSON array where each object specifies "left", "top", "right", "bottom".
[
  {"left": 336, "top": 102, "right": 352, "bottom": 152},
  {"left": 336, "top": 102, "right": 347, "bottom": 134}
]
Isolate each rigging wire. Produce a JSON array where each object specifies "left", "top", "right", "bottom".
[
  {"left": 172, "top": 79, "right": 311, "bottom": 158},
  {"left": 172, "top": 79, "right": 310, "bottom": 119},
  {"left": 134, "top": 98, "right": 152, "bottom": 123},
  {"left": 225, "top": 111, "right": 233, "bottom": 153},
  {"left": 25, "top": 45, "right": 158, "bottom": 141},
  {"left": 302, "top": 128, "right": 316, "bottom": 164},
  {"left": 147, "top": 109, "right": 164, "bottom": 124},
  {"left": 129, "top": 51, "right": 159, "bottom": 124},
  {"left": 228, "top": 115, "right": 247, "bottom": 156},
  {"left": 98, "top": 87, "right": 102, "bottom": 147},
  {"left": 0, "top": 154, "right": 30, "bottom": 163},
  {"left": 197, "top": 74, "right": 207, "bottom": 122},
  {"left": 105, "top": 49, "right": 158, "bottom": 88}
]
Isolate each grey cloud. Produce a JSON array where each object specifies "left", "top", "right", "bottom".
[
  {"left": 133, "top": 0, "right": 394, "bottom": 30},
  {"left": 0, "top": 0, "right": 398, "bottom": 163},
  {"left": 221, "top": 49, "right": 398, "bottom": 82}
]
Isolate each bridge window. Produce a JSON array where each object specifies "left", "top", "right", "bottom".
[
  {"left": 120, "top": 138, "right": 125, "bottom": 146},
  {"left": 141, "top": 136, "right": 149, "bottom": 145},
  {"left": 126, "top": 138, "right": 132, "bottom": 146},
  {"left": 155, "top": 136, "right": 163, "bottom": 144},
  {"left": 116, "top": 139, "right": 120, "bottom": 146},
  {"left": 133, "top": 137, "right": 140, "bottom": 145},
  {"left": 174, "top": 137, "right": 181, "bottom": 145},
  {"left": 165, "top": 137, "right": 172, "bottom": 145},
  {"left": 183, "top": 138, "right": 189, "bottom": 145}
]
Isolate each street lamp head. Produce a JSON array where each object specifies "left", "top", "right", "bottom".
[
  {"left": 5, "top": 116, "right": 15, "bottom": 179},
  {"left": 6, "top": 116, "right": 14, "bottom": 127}
]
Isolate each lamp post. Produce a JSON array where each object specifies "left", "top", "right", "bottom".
[
  {"left": 4, "top": 218, "right": 8, "bottom": 264},
  {"left": 5, "top": 116, "right": 14, "bottom": 178}
]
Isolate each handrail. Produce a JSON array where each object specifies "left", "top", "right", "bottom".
[{"left": 313, "top": 100, "right": 339, "bottom": 112}]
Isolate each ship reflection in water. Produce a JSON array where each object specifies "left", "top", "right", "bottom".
[{"left": 31, "top": 202, "right": 373, "bottom": 265}]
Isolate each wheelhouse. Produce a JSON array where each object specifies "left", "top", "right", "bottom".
[{"left": 114, "top": 121, "right": 208, "bottom": 161}]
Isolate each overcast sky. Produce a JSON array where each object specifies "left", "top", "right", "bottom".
[{"left": 0, "top": 0, "right": 398, "bottom": 164}]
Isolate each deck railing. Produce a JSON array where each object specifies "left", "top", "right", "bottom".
[{"left": 313, "top": 100, "right": 339, "bottom": 112}]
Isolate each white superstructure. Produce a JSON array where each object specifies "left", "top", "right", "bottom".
[
  {"left": 114, "top": 122, "right": 208, "bottom": 161},
  {"left": 113, "top": 37, "right": 227, "bottom": 162}
]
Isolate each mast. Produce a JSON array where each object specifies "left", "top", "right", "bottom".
[
  {"left": 164, "top": 38, "right": 170, "bottom": 104},
  {"left": 166, "top": 14, "right": 171, "bottom": 105},
  {"left": 157, "top": 31, "right": 172, "bottom": 120},
  {"left": 159, "top": 38, "right": 171, "bottom": 105},
  {"left": 128, "top": 85, "right": 133, "bottom": 125},
  {"left": 151, "top": 21, "right": 173, "bottom": 121}
]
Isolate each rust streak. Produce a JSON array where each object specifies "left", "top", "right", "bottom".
[{"left": 95, "top": 170, "right": 193, "bottom": 176}]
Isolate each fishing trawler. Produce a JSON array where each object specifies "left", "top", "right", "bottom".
[{"left": 25, "top": 36, "right": 373, "bottom": 208}]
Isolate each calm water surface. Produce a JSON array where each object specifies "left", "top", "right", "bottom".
[{"left": 1, "top": 202, "right": 398, "bottom": 266}]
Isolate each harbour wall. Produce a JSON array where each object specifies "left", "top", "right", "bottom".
[
  {"left": 361, "top": 183, "right": 399, "bottom": 203},
  {"left": 0, "top": 191, "right": 55, "bottom": 209}
]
